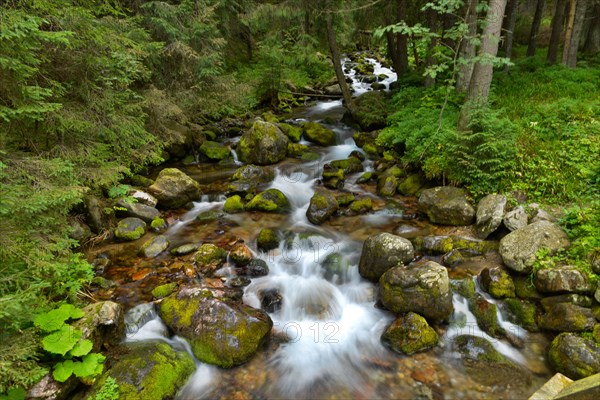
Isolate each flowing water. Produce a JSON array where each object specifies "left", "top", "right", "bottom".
[{"left": 95, "top": 57, "right": 552, "bottom": 399}]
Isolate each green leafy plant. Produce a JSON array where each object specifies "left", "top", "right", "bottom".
[
  {"left": 34, "top": 304, "right": 105, "bottom": 383},
  {"left": 94, "top": 377, "right": 120, "bottom": 400}
]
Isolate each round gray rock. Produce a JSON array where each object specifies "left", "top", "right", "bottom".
[
  {"left": 148, "top": 168, "right": 202, "bottom": 209},
  {"left": 418, "top": 186, "right": 475, "bottom": 226},
  {"left": 534, "top": 265, "right": 594, "bottom": 294},
  {"left": 499, "top": 221, "right": 570, "bottom": 273},
  {"left": 503, "top": 206, "right": 528, "bottom": 231},
  {"left": 475, "top": 194, "right": 507, "bottom": 239},
  {"left": 358, "top": 233, "right": 414, "bottom": 281}
]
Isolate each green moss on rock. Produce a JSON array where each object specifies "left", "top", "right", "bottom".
[
  {"left": 199, "top": 141, "right": 231, "bottom": 161},
  {"left": 349, "top": 197, "right": 373, "bottom": 214},
  {"left": 287, "top": 142, "right": 309, "bottom": 158},
  {"left": 301, "top": 122, "right": 336, "bottom": 146},
  {"left": 451, "top": 278, "right": 476, "bottom": 299},
  {"left": 224, "top": 195, "right": 244, "bottom": 213},
  {"left": 381, "top": 312, "right": 439, "bottom": 355},
  {"left": 115, "top": 217, "right": 146, "bottom": 241},
  {"left": 503, "top": 298, "right": 539, "bottom": 332},
  {"left": 245, "top": 189, "right": 291, "bottom": 213},
  {"left": 152, "top": 283, "right": 178, "bottom": 299},
  {"left": 278, "top": 123, "right": 302, "bottom": 142},
  {"left": 257, "top": 228, "right": 279, "bottom": 252}
]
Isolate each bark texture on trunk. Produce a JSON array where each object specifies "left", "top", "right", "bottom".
[
  {"left": 527, "top": 0, "right": 546, "bottom": 57},
  {"left": 456, "top": 0, "right": 479, "bottom": 93},
  {"left": 548, "top": 0, "right": 567, "bottom": 64},
  {"left": 326, "top": 14, "right": 355, "bottom": 115},
  {"left": 583, "top": 2, "right": 600, "bottom": 54},
  {"left": 562, "top": 0, "right": 589, "bottom": 67}
]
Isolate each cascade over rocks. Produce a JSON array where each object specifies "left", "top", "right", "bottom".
[
  {"left": 499, "top": 221, "right": 570, "bottom": 273},
  {"left": 148, "top": 168, "right": 202, "bottom": 209},
  {"left": 158, "top": 286, "right": 273, "bottom": 368},
  {"left": 379, "top": 261, "right": 453, "bottom": 321},
  {"left": 358, "top": 233, "right": 414, "bottom": 281},
  {"left": 418, "top": 186, "right": 475, "bottom": 226},
  {"left": 237, "top": 121, "right": 289, "bottom": 165}
]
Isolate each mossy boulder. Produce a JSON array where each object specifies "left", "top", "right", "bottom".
[
  {"left": 74, "top": 301, "right": 124, "bottom": 353},
  {"left": 451, "top": 278, "right": 476, "bottom": 299},
  {"left": 335, "top": 193, "right": 355, "bottom": 207},
  {"left": 356, "top": 171, "right": 373, "bottom": 184},
  {"left": 196, "top": 210, "right": 224, "bottom": 223},
  {"left": 503, "top": 298, "right": 539, "bottom": 332},
  {"left": 150, "top": 217, "right": 167, "bottom": 231},
  {"left": 158, "top": 286, "right": 273, "bottom": 368},
  {"left": 499, "top": 221, "right": 570, "bottom": 273},
  {"left": 287, "top": 142, "right": 309, "bottom": 158},
  {"left": 246, "top": 189, "right": 291, "bottom": 213},
  {"left": 349, "top": 197, "right": 373, "bottom": 214},
  {"left": 115, "top": 199, "right": 160, "bottom": 223},
  {"left": 306, "top": 191, "right": 338, "bottom": 225},
  {"left": 379, "top": 261, "right": 453, "bottom": 321},
  {"left": 224, "top": 195, "right": 244, "bottom": 213},
  {"left": 89, "top": 341, "right": 195, "bottom": 400},
  {"left": 475, "top": 194, "right": 507, "bottom": 239},
  {"left": 468, "top": 293, "right": 505, "bottom": 338},
  {"left": 453, "top": 335, "right": 532, "bottom": 387},
  {"left": 414, "top": 235, "right": 498, "bottom": 256},
  {"left": 152, "top": 283, "right": 178, "bottom": 299},
  {"left": 381, "top": 312, "right": 439, "bottom": 355},
  {"left": 301, "top": 122, "right": 336, "bottom": 146},
  {"left": 397, "top": 174, "right": 427, "bottom": 196},
  {"left": 192, "top": 244, "right": 227, "bottom": 275},
  {"left": 352, "top": 91, "right": 389, "bottom": 131},
  {"left": 358, "top": 233, "right": 414, "bottom": 281},
  {"left": 539, "top": 303, "right": 596, "bottom": 332},
  {"left": 534, "top": 265, "right": 594, "bottom": 294},
  {"left": 238, "top": 121, "right": 289, "bottom": 165},
  {"left": 148, "top": 168, "right": 202, "bottom": 209},
  {"left": 548, "top": 333, "right": 600, "bottom": 379},
  {"left": 418, "top": 186, "right": 475, "bottom": 226},
  {"left": 139, "top": 235, "right": 169, "bottom": 258},
  {"left": 199, "top": 141, "right": 231, "bottom": 161},
  {"left": 479, "top": 267, "right": 515, "bottom": 299},
  {"left": 326, "top": 158, "right": 364, "bottom": 174},
  {"left": 376, "top": 175, "right": 398, "bottom": 197},
  {"left": 513, "top": 275, "right": 544, "bottom": 300},
  {"left": 257, "top": 229, "right": 279, "bottom": 252},
  {"left": 115, "top": 217, "right": 146, "bottom": 241},
  {"left": 278, "top": 123, "right": 302, "bottom": 142}
]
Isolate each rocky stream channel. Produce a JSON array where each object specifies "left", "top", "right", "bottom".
[{"left": 65, "top": 56, "right": 600, "bottom": 400}]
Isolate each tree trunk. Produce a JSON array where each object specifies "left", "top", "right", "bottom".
[
  {"left": 562, "top": 0, "right": 589, "bottom": 67},
  {"left": 459, "top": 0, "right": 508, "bottom": 130},
  {"left": 396, "top": 0, "right": 409, "bottom": 75},
  {"left": 326, "top": 14, "right": 355, "bottom": 114},
  {"left": 424, "top": 8, "right": 438, "bottom": 87},
  {"left": 562, "top": 0, "right": 577, "bottom": 64},
  {"left": 503, "top": 0, "right": 519, "bottom": 73},
  {"left": 527, "top": 0, "right": 545, "bottom": 57},
  {"left": 547, "top": 0, "right": 568, "bottom": 64},
  {"left": 583, "top": 2, "right": 600, "bottom": 54},
  {"left": 456, "top": 0, "right": 479, "bottom": 94}
]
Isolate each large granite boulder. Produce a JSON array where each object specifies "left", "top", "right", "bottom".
[
  {"left": 548, "top": 333, "right": 600, "bottom": 379},
  {"left": 358, "top": 233, "right": 414, "bottom": 282},
  {"left": 148, "top": 168, "right": 201, "bottom": 209},
  {"left": 499, "top": 221, "right": 570, "bottom": 273},
  {"left": 418, "top": 186, "right": 475, "bottom": 226},
  {"left": 379, "top": 261, "right": 453, "bottom": 321},
  {"left": 158, "top": 286, "right": 272, "bottom": 368},
  {"left": 503, "top": 206, "right": 528, "bottom": 231},
  {"left": 475, "top": 194, "right": 507, "bottom": 239},
  {"left": 237, "top": 121, "right": 289, "bottom": 165},
  {"left": 534, "top": 265, "right": 594, "bottom": 294}
]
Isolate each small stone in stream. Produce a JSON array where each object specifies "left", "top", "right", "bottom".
[
  {"left": 244, "top": 259, "right": 269, "bottom": 277},
  {"left": 381, "top": 312, "right": 439, "bottom": 355},
  {"left": 229, "top": 243, "right": 253, "bottom": 266},
  {"left": 306, "top": 191, "right": 338, "bottom": 225},
  {"left": 196, "top": 210, "right": 224, "bottom": 223},
  {"left": 356, "top": 171, "right": 373, "bottom": 184},
  {"left": 139, "top": 235, "right": 169, "bottom": 258},
  {"left": 257, "top": 228, "right": 279, "bottom": 252},
  {"left": 227, "top": 276, "right": 251, "bottom": 288},
  {"left": 170, "top": 243, "right": 201, "bottom": 256},
  {"left": 259, "top": 288, "right": 282, "bottom": 313},
  {"left": 479, "top": 266, "right": 515, "bottom": 299},
  {"left": 349, "top": 197, "right": 373, "bottom": 214},
  {"left": 349, "top": 150, "right": 365, "bottom": 161},
  {"left": 223, "top": 195, "right": 244, "bottom": 213},
  {"left": 115, "top": 217, "right": 146, "bottom": 241},
  {"left": 335, "top": 193, "right": 355, "bottom": 207}
]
